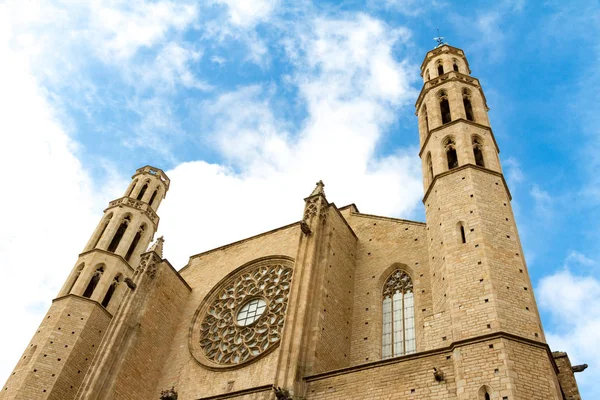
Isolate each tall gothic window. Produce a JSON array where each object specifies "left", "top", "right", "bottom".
[
  {"left": 149, "top": 188, "right": 159, "bottom": 207},
  {"left": 463, "top": 88, "right": 474, "bottom": 122},
  {"left": 83, "top": 266, "right": 104, "bottom": 298},
  {"left": 472, "top": 136, "right": 485, "bottom": 167},
  {"left": 136, "top": 181, "right": 149, "bottom": 201},
  {"left": 127, "top": 180, "right": 137, "bottom": 197},
  {"left": 92, "top": 213, "right": 112, "bottom": 249},
  {"left": 439, "top": 90, "right": 451, "bottom": 124},
  {"left": 426, "top": 70, "right": 430, "bottom": 81},
  {"left": 382, "top": 270, "right": 415, "bottom": 358},
  {"left": 107, "top": 215, "right": 131, "bottom": 253},
  {"left": 422, "top": 105, "right": 429, "bottom": 136},
  {"left": 66, "top": 264, "right": 84, "bottom": 294},
  {"left": 453, "top": 59, "right": 459, "bottom": 72},
  {"left": 125, "top": 224, "right": 145, "bottom": 262},
  {"left": 437, "top": 61, "right": 444, "bottom": 76},
  {"left": 444, "top": 137, "right": 458, "bottom": 170},
  {"left": 101, "top": 274, "right": 121, "bottom": 308}
]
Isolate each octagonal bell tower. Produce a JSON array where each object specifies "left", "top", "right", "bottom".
[
  {"left": 1, "top": 166, "right": 169, "bottom": 400},
  {"left": 417, "top": 44, "right": 564, "bottom": 399}
]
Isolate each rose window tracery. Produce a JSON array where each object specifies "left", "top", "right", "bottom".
[{"left": 190, "top": 258, "right": 293, "bottom": 368}]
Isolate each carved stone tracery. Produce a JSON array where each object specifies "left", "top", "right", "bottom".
[
  {"left": 192, "top": 260, "right": 293, "bottom": 367},
  {"left": 383, "top": 270, "right": 413, "bottom": 298}
]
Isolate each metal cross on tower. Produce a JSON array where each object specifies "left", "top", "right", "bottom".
[{"left": 433, "top": 28, "right": 445, "bottom": 47}]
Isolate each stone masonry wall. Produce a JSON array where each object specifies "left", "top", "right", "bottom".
[
  {"left": 0, "top": 296, "right": 111, "bottom": 400},
  {"left": 102, "top": 261, "right": 191, "bottom": 399},
  {"left": 154, "top": 224, "right": 301, "bottom": 400},
  {"left": 309, "top": 207, "right": 357, "bottom": 374}
]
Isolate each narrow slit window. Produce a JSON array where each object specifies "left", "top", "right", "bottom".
[
  {"left": 125, "top": 225, "right": 145, "bottom": 262},
  {"left": 484, "top": 393, "right": 490, "bottom": 400},
  {"left": 426, "top": 153, "right": 433, "bottom": 183},
  {"left": 107, "top": 216, "right": 131, "bottom": 253},
  {"left": 473, "top": 136, "right": 485, "bottom": 167},
  {"left": 444, "top": 137, "right": 458, "bottom": 169},
  {"left": 460, "top": 225, "right": 466, "bottom": 243},
  {"left": 463, "top": 88, "right": 474, "bottom": 122},
  {"left": 422, "top": 106, "right": 429, "bottom": 135},
  {"left": 453, "top": 59, "right": 459, "bottom": 72},
  {"left": 136, "top": 182, "right": 148, "bottom": 201},
  {"left": 439, "top": 90, "right": 451, "bottom": 124},
  {"left": 426, "top": 70, "right": 430, "bottom": 81},
  {"left": 83, "top": 267, "right": 104, "bottom": 298}
]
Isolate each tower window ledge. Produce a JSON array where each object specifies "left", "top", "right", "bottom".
[{"left": 419, "top": 120, "right": 499, "bottom": 158}]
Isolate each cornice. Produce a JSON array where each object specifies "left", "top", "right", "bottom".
[
  {"left": 347, "top": 210, "right": 426, "bottom": 227},
  {"left": 104, "top": 196, "right": 160, "bottom": 228},
  {"left": 420, "top": 44, "right": 472, "bottom": 74},
  {"left": 304, "top": 331, "right": 558, "bottom": 382},
  {"left": 422, "top": 164, "right": 512, "bottom": 204},
  {"left": 195, "top": 385, "right": 272, "bottom": 400},
  {"left": 77, "top": 248, "right": 134, "bottom": 272},
  {"left": 415, "top": 71, "right": 488, "bottom": 112},
  {"left": 418, "top": 119, "right": 501, "bottom": 157},
  {"left": 52, "top": 294, "right": 113, "bottom": 318}
]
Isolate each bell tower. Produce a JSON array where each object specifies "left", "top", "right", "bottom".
[
  {"left": 418, "top": 44, "right": 564, "bottom": 398},
  {"left": 1, "top": 166, "right": 169, "bottom": 400}
]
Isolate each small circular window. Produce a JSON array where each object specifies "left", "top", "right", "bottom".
[{"left": 236, "top": 298, "right": 267, "bottom": 326}]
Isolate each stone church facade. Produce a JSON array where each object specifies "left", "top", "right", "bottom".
[{"left": 1, "top": 45, "right": 586, "bottom": 400}]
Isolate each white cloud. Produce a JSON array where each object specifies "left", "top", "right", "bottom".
[
  {"left": 214, "top": 0, "right": 280, "bottom": 28},
  {"left": 537, "top": 265, "right": 600, "bottom": 397},
  {"left": 0, "top": 6, "right": 122, "bottom": 382},
  {"left": 530, "top": 184, "right": 553, "bottom": 218},
  {"left": 158, "top": 14, "right": 422, "bottom": 268}
]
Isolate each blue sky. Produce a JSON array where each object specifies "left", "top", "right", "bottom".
[{"left": 1, "top": 0, "right": 599, "bottom": 397}]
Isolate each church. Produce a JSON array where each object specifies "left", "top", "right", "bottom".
[{"left": 0, "top": 44, "right": 587, "bottom": 400}]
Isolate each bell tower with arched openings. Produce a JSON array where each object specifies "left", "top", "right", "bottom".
[
  {"left": 417, "top": 44, "right": 562, "bottom": 398},
  {"left": 1, "top": 166, "right": 169, "bottom": 400}
]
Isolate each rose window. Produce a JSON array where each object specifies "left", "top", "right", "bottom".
[{"left": 189, "top": 258, "right": 294, "bottom": 369}]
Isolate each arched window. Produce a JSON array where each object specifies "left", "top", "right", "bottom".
[
  {"left": 478, "top": 385, "right": 493, "bottom": 400},
  {"left": 125, "top": 224, "right": 145, "bottom": 262},
  {"left": 149, "top": 188, "right": 159, "bottom": 207},
  {"left": 437, "top": 61, "right": 444, "bottom": 76},
  {"left": 127, "top": 180, "right": 137, "bottom": 197},
  {"left": 426, "top": 70, "right": 430, "bottom": 81},
  {"left": 426, "top": 152, "right": 433, "bottom": 183},
  {"left": 472, "top": 136, "right": 485, "bottom": 167},
  {"left": 67, "top": 264, "right": 84, "bottom": 294},
  {"left": 136, "top": 181, "right": 149, "bottom": 201},
  {"left": 107, "top": 215, "right": 131, "bottom": 253},
  {"left": 101, "top": 274, "right": 121, "bottom": 308},
  {"left": 83, "top": 266, "right": 104, "bottom": 298},
  {"left": 382, "top": 270, "right": 415, "bottom": 358},
  {"left": 453, "top": 59, "right": 459, "bottom": 72},
  {"left": 444, "top": 137, "right": 458, "bottom": 170},
  {"left": 92, "top": 213, "right": 112, "bottom": 249},
  {"left": 463, "top": 88, "right": 474, "bottom": 122},
  {"left": 438, "top": 90, "right": 451, "bottom": 124}
]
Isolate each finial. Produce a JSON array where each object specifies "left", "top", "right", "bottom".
[
  {"left": 148, "top": 236, "right": 164, "bottom": 258},
  {"left": 433, "top": 28, "right": 446, "bottom": 48},
  {"left": 310, "top": 180, "right": 326, "bottom": 197}
]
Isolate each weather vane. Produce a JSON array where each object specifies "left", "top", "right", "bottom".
[{"left": 433, "top": 28, "right": 445, "bottom": 48}]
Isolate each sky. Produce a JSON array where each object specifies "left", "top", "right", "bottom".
[{"left": 0, "top": 0, "right": 599, "bottom": 397}]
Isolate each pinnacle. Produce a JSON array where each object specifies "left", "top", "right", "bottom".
[
  {"left": 310, "top": 180, "right": 326, "bottom": 198},
  {"left": 148, "top": 236, "right": 164, "bottom": 258}
]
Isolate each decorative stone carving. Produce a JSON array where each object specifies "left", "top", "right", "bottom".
[
  {"left": 273, "top": 387, "right": 293, "bottom": 400},
  {"left": 300, "top": 221, "right": 312, "bottom": 236},
  {"left": 303, "top": 198, "right": 319, "bottom": 220},
  {"left": 124, "top": 277, "right": 136, "bottom": 290},
  {"left": 433, "top": 367, "right": 444, "bottom": 382},
  {"left": 572, "top": 364, "right": 588, "bottom": 373},
  {"left": 190, "top": 258, "right": 294, "bottom": 368},
  {"left": 159, "top": 387, "right": 178, "bottom": 400},
  {"left": 136, "top": 252, "right": 160, "bottom": 279},
  {"left": 383, "top": 270, "right": 413, "bottom": 298}
]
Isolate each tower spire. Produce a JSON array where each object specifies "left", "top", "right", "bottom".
[
  {"left": 309, "top": 180, "right": 326, "bottom": 197},
  {"left": 147, "top": 236, "right": 164, "bottom": 258},
  {"left": 433, "top": 28, "right": 446, "bottom": 48}
]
